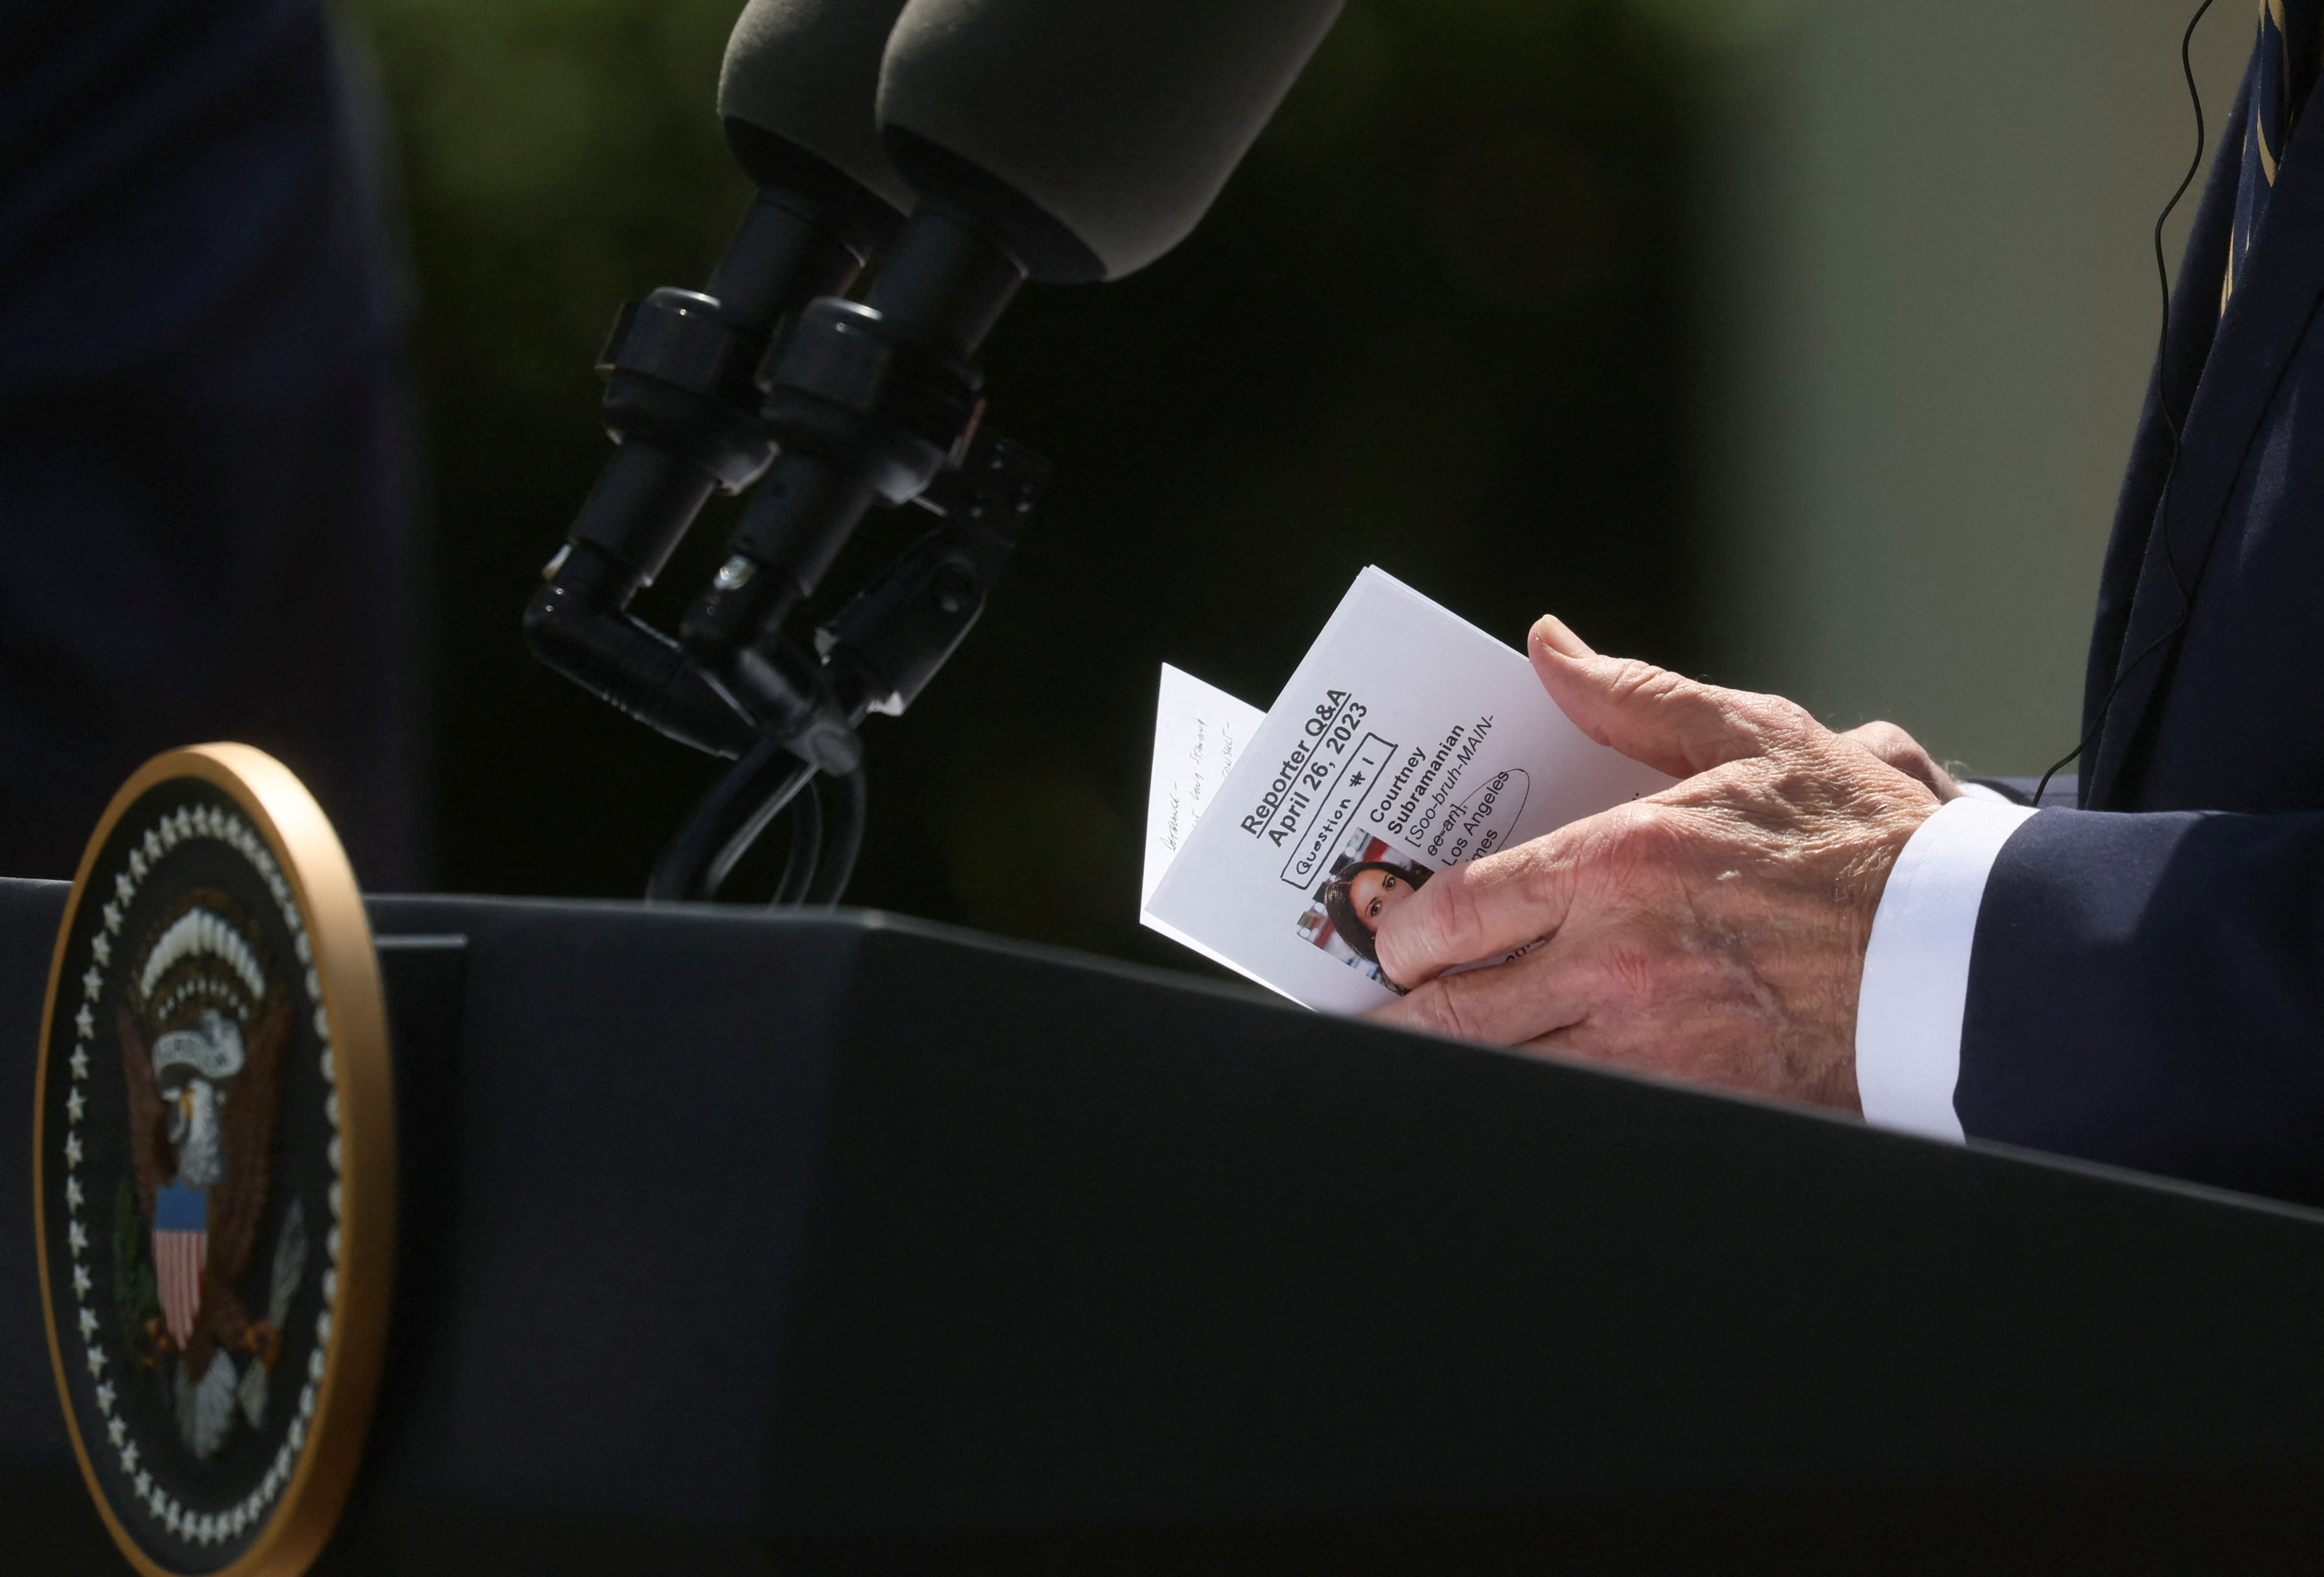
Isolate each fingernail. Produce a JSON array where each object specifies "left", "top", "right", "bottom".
[{"left": 1531, "top": 615, "right": 1595, "bottom": 658}]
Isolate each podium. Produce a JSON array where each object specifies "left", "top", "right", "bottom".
[{"left": 5, "top": 874, "right": 2323, "bottom": 1571}]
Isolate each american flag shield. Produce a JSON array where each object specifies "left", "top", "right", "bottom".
[{"left": 153, "top": 1183, "right": 207, "bottom": 1350}]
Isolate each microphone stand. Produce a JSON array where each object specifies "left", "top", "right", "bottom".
[{"left": 525, "top": 187, "right": 1050, "bottom": 906}]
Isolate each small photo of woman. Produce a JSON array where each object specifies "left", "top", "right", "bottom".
[
  {"left": 1289, "top": 833, "right": 1434, "bottom": 989},
  {"left": 1323, "top": 858, "right": 1432, "bottom": 959}
]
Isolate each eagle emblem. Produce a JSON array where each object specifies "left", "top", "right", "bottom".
[
  {"left": 114, "top": 896, "right": 307, "bottom": 1461},
  {"left": 41, "top": 753, "right": 391, "bottom": 1571}
]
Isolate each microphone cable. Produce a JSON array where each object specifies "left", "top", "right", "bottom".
[{"left": 2032, "top": 0, "right": 2219, "bottom": 809}]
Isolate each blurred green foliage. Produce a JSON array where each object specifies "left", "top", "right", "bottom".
[{"left": 353, "top": 0, "right": 1704, "bottom": 971}]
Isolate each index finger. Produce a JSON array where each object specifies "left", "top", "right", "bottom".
[{"left": 1373, "top": 830, "right": 1580, "bottom": 988}]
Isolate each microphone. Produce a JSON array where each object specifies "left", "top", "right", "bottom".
[
  {"left": 681, "top": 0, "right": 1346, "bottom": 679},
  {"left": 666, "top": 0, "right": 1344, "bottom": 897},
  {"left": 537, "top": 0, "right": 1343, "bottom": 905},
  {"left": 876, "top": 0, "right": 1346, "bottom": 282}
]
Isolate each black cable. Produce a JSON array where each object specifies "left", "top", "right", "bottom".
[
  {"left": 772, "top": 776, "right": 823, "bottom": 905},
  {"left": 647, "top": 740, "right": 817, "bottom": 902},
  {"left": 2032, "top": 0, "right": 2219, "bottom": 809},
  {"left": 804, "top": 768, "right": 866, "bottom": 907}
]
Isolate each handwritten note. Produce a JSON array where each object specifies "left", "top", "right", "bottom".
[{"left": 1141, "top": 664, "right": 1264, "bottom": 908}]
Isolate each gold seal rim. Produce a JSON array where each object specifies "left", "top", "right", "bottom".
[{"left": 31, "top": 744, "right": 396, "bottom": 1577}]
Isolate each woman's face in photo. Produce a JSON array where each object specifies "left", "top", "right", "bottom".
[{"left": 1349, "top": 868, "right": 1418, "bottom": 932}]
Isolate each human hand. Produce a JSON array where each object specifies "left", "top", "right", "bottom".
[{"left": 1364, "top": 617, "right": 1950, "bottom": 1112}]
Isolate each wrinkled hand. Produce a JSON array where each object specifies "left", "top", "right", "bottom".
[{"left": 1365, "top": 617, "right": 1956, "bottom": 1112}]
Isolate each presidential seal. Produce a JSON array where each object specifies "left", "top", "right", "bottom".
[{"left": 34, "top": 746, "right": 393, "bottom": 1577}]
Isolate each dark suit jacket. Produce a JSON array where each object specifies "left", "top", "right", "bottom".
[
  {"left": 1960, "top": 63, "right": 2324, "bottom": 1203},
  {"left": 0, "top": 0, "right": 425, "bottom": 887}
]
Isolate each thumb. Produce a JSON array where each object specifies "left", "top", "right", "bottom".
[{"left": 1528, "top": 616, "right": 1804, "bottom": 779}]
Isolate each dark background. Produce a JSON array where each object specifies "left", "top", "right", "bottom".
[{"left": 361, "top": 0, "right": 1703, "bottom": 970}]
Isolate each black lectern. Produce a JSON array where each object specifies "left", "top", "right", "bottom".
[{"left": 7, "top": 876, "right": 2324, "bottom": 1572}]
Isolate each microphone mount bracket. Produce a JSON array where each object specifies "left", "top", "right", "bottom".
[
  {"left": 759, "top": 296, "right": 986, "bottom": 500},
  {"left": 597, "top": 288, "right": 778, "bottom": 495}
]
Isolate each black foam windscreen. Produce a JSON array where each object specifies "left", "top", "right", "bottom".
[
  {"left": 719, "top": 0, "right": 918, "bottom": 251},
  {"left": 876, "top": 0, "right": 1343, "bottom": 283}
]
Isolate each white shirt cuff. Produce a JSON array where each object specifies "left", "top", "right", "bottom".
[{"left": 1856, "top": 795, "right": 2038, "bottom": 1142}]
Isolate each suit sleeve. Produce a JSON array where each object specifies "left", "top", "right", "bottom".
[{"left": 1959, "top": 806, "right": 2324, "bottom": 1203}]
